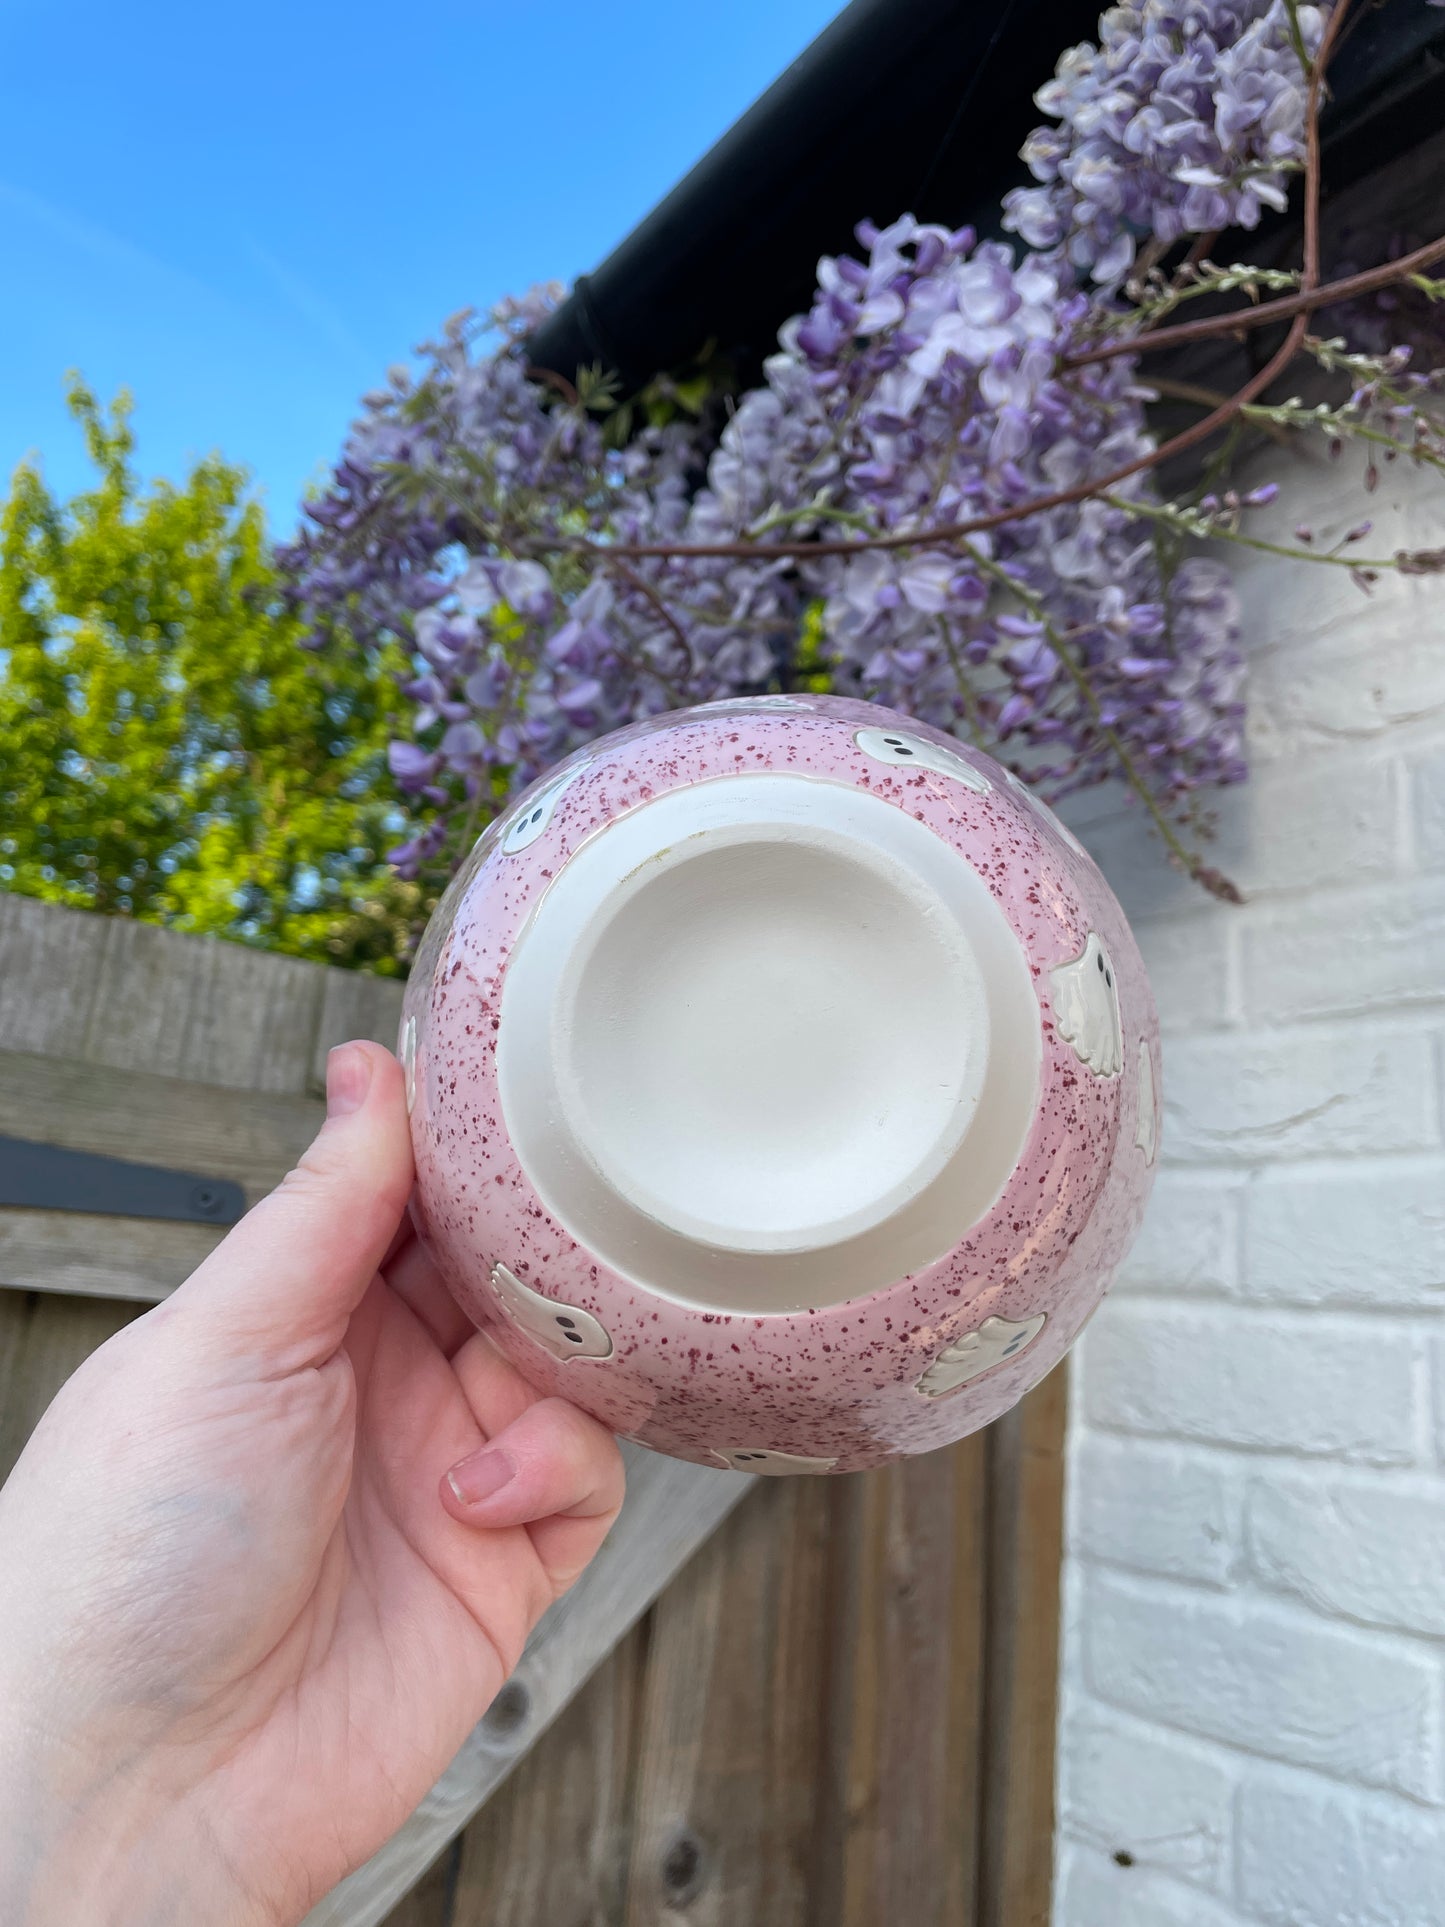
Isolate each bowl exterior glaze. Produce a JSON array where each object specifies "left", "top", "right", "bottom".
[{"left": 402, "top": 694, "right": 1160, "bottom": 1474}]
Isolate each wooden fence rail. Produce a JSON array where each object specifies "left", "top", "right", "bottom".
[{"left": 0, "top": 892, "right": 1064, "bottom": 1924}]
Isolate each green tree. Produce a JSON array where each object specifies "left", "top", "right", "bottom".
[{"left": 0, "top": 380, "right": 428, "bottom": 972}]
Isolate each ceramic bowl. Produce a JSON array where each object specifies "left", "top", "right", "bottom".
[{"left": 401, "top": 693, "right": 1159, "bottom": 1474}]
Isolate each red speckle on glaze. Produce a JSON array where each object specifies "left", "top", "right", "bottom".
[{"left": 401, "top": 695, "right": 1160, "bottom": 1472}]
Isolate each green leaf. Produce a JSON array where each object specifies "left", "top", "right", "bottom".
[{"left": 0, "top": 379, "right": 428, "bottom": 972}]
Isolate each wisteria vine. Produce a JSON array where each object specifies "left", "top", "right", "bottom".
[{"left": 280, "top": 0, "right": 1445, "bottom": 897}]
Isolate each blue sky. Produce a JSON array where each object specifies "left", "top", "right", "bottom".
[{"left": 1, "top": 0, "right": 840, "bottom": 529}]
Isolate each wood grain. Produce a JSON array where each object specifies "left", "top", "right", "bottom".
[
  {"left": 0, "top": 1046, "right": 321, "bottom": 1301},
  {"left": 621, "top": 1474, "right": 835, "bottom": 1927},
  {"left": 1, "top": 1047, "right": 320, "bottom": 1187},
  {"left": 813, "top": 1437, "right": 991, "bottom": 1927},
  {"left": 0, "top": 1208, "right": 225, "bottom": 1304},
  {"left": 0, "top": 894, "right": 103, "bottom": 1056},
  {"left": 444, "top": 1624, "right": 649, "bottom": 1927},
  {"left": 80, "top": 913, "right": 325, "bottom": 1094},
  {"left": 0, "top": 897, "right": 403, "bottom": 1302},
  {"left": 978, "top": 1367, "right": 1069, "bottom": 1927},
  {"left": 0, "top": 894, "right": 328, "bottom": 1092},
  {"left": 0, "top": 896, "right": 327, "bottom": 1310}
]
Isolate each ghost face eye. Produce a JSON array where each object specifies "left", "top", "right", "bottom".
[
  {"left": 885, "top": 736, "right": 914, "bottom": 755},
  {"left": 501, "top": 765, "right": 591, "bottom": 854}
]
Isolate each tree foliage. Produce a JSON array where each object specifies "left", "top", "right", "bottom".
[{"left": 0, "top": 381, "right": 428, "bottom": 971}]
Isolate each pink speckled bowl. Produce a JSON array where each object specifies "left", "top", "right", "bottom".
[{"left": 401, "top": 694, "right": 1159, "bottom": 1475}]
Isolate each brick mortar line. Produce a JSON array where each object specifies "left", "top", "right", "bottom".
[
  {"left": 1076, "top": 1551, "right": 1445, "bottom": 1654},
  {"left": 1077, "top": 1684, "right": 1444, "bottom": 1814},
  {"left": 1078, "top": 1418, "right": 1422, "bottom": 1469},
  {"left": 1071, "top": 1430, "right": 1445, "bottom": 1483},
  {"left": 1065, "top": 1688, "right": 1445, "bottom": 1815},
  {"left": 1084, "top": 1294, "right": 1445, "bottom": 1326},
  {"left": 1081, "top": 1562, "right": 1445, "bottom": 1664}
]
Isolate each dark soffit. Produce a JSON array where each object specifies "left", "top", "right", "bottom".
[{"left": 525, "top": 0, "right": 1445, "bottom": 396}]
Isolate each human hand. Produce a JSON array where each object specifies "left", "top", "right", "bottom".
[{"left": 0, "top": 1042, "right": 625, "bottom": 1926}]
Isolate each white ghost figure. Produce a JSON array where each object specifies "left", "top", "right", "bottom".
[
  {"left": 400, "top": 1014, "right": 418, "bottom": 1115},
  {"left": 854, "top": 727, "right": 991, "bottom": 793},
  {"left": 916, "top": 1312, "right": 1047, "bottom": 1398},
  {"left": 999, "top": 765, "right": 1088, "bottom": 858},
  {"left": 1135, "top": 1042, "right": 1159, "bottom": 1166},
  {"left": 489, "top": 1262, "right": 614, "bottom": 1361},
  {"left": 1051, "top": 932, "right": 1124, "bottom": 1077},
  {"left": 711, "top": 1447, "right": 838, "bottom": 1475},
  {"left": 501, "top": 764, "right": 589, "bottom": 854}
]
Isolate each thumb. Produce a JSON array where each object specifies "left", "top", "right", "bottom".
[{"left": 171, "top": 1040, "right": 416, "bottom": 1366}]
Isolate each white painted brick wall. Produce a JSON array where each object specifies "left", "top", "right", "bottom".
[
  {"left": 1059, "top": 1700, "right": 1238, "bottom": 1891},
  {"left": 1083, "top": 1301, "right": 1423, "bottom": 1462},
  {"left": 1082, "top": 1569, "right": 1439, "bottom": 1799},
  {"left": 1054, "top": 437, "right": 1445, "bottom": 1925},
  {"left": 1071, "top": 1436, "right": 1242, "bottom": 1587},
  {"left": 1245, "top": 1467, "right": 1445, "bottom": 1639},
  {"left": 1240, "top": 1164, "right": 1445, "bottom": 1310},
  {"left": 1236, "top": 1774, "right": 1445, "bottom": 1927},
  {"left": 1058, "top": 1847, "right": 1260, "bottom": 1927}
]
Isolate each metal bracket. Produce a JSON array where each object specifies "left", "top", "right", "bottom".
[{"left": 0, "top": 1135, "right": 246, "bottom": 1226}]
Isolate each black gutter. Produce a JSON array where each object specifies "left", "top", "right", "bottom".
[
  {"left": 526, "top": 0, "right": 1445, "bottom": 399},
  {"left": 526, "top": 0, "right": 1102, "bottom": 395}
]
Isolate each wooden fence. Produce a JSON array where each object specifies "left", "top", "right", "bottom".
[{"left": 0, "top": 892, "right": 1066, "bottom": 1925}]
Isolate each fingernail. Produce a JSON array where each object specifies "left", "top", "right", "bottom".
[
  {"left": 447, "top": 1448, "right": 515, "bottom": 1507},
  {"left": 326, "top": 1044, "right": 373, "bottom": 1118}
]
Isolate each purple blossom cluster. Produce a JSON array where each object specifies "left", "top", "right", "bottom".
[
  {"left": 281, "top": 224, "right": 1247, "bottom": 875},
  {"left": 285, "top": 0, "right": 1445, "bottom": 881},
  {"left": 726, "top": 220, "right": 1246, "bottom": 796},
  {"left": 1003, "top": 0, "right": 1328, "bottom": 284},
  {"left": 279, "top": 304, "right": 808, "bottom": 872},
  {"left": 279, "top": 0, "right": 1445, "bottom": 894}
]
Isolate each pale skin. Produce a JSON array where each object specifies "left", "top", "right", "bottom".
[{"left": 0, "top": 1041, "right": 626, "bottom": 1926}]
